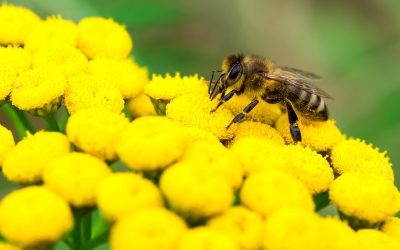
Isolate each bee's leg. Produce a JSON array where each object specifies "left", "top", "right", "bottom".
[
  {"left": 211, "top": 89, "right": 236, "bottom": 113},
  {"left": 285, "top": 100, "right": 302, "bottom": 142},
  {"left": 226, "top": 99, "right": 259, "bottom": 129}
]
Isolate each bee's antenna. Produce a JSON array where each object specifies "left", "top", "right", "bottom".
[{"left": 208, "top": 70, "right": 222, "bottom": 97}]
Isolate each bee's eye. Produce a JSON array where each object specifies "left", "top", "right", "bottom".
[{"left": 228, "top": 64, "right": 242, "bottom": 81}]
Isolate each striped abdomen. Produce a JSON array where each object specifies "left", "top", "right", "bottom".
[{"left": 287, "top": 86, "right": 328, "bottom": 121}]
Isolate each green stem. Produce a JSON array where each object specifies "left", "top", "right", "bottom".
[
  {"left": 59, "top": 109, "right": 70, "bottom": 133},
  {"left": 87, "top": 227, "right": 109, "bottom": 250},
  {"left": 1, "top": 102, "right": 34, "bottom": 139},
  {"left": 44, "top": 113, "right": 59, "bottom": 132},
  {"left": 72, "top": 211, "right": 83, "bottom": 250},
  {"left": 81, "top": 213, "right": 92, "bottom": 247},
  {"left": 313, "top": 191, "right": 330, "bottom": 211}
]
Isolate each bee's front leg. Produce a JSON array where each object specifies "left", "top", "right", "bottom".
[
  {"left": 226, "top": 99, "right": 259, "bottom": 129},
  {"left": 285, "top": 100, "right": 302, "bottom": 142},
  {"left": 210, "top": 89, "right": 237, "bottom": 113}
]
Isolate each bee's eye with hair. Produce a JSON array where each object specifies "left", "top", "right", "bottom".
[{"left": 228, "top": 63, "right": 242, "bottom": 81}]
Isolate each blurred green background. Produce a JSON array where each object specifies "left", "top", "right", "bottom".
[{"left": 1, "top": 0, "right": 400, "bottom": 193}]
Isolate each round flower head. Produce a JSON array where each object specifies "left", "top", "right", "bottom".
[
  {"left": 111, "top": 208, "right": 187, "bottom": 250},
  {"left": 160, "top": 162, "right": 234, "bottom": 220},
  {"left": 33, "top": 42, "right": 88, "bottom": 77},
  {"left": 182, "top": 127, "right": 221, "bottom": 144},
  {"left": 2, "top": 131, "right": 70, "bottom": 184},
  {"left": 224, "top": 92, "right": 282, "bottom": 125},
  {"left": 25, "top": 16, "right": 77, "bottom": 52},
  {"left": 127, "top": 93, "right": 156, "bottom": 117},
  {"left": 145, "top": 73, "right": 207, "bottom": 101},
  {"left": 11, "top": 68, "right": 66, "bottom": 114},
  {"left": 0, "top": 46, "right": 32, "bottom": 73},
  {"left": 0, "top": 242, "right": 21, "bottom": 250},
  {"left": 356, "top": 229, "right": 400, "bottom": 250},
  {"left": 240, "top": 170, "right": 314, "bottom": 217},
  {"left": 207, "top": 206, "right": 263, "bottom": 250},
  {"left": 232, "top": 121, "right": 284, "bottom": 145},
  {"left": 0, "top": 68, "right": 16, "bottom": 102},
  {"left": 64, "top": 73, "right": 124, "bottom": 114},
  {"left": 330, "top": 138, "right": 394, "bottom": 182},
  {"left": 66, "top": 108, "right": 129, "bottom": 161},
  {"left": 177, "top": 227, "right": 239, "bottom": 250},
  {"left": 167, "top": 93, "right": 236, "bottom": 140},
  {"left": 276, "top": 116, "right": 345, "bottom": 152},
  {"left": 88, "top": 58, "right": 148, "bottom": 99},
  {"left": 381, "top": 217, "right": 400, "bottom": 243},
  {"left": 0, "top": 124, "right": 14, "bottom": 167},
  {"left": 0, "top": 186, "right": 73, "bottom": 248},
  {"left": 77, "top": 17, "right": 132, "bottom": 59},
  {"left": 116, "top": 116, "right": 186, "bottom": 171},
  {"left": 96, "top": 172, "right": 163, "bottom": 221},
  {"left": 0, "top": 3, "right": 41, "bottom": 45},
  {"left": 43, "top": 152, "right": 111, "bottom": 207},
  {"left": 329, "top": 172, "right": 400, "bottom": 227}
]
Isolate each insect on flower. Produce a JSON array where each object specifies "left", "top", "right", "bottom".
[{"left": 209, "top": 54, "right": 332, "bottom": 142}]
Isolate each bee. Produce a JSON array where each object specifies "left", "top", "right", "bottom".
[{"left": 208, "top": 54, "right": 331, "bottom": 142}]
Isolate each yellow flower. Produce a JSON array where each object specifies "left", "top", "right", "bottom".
[
  {"left": 276, "top": 116, "right": 345, "bottom": 152},
  {"left": 11, "top": 68, "right": 66, "bottom": 114},
  {"left": 177, "top": 227, "right": 239, "bottom": 250},
  {"left": 33, "top": 42, "right": 88, "bottom": 77},
  {"left": 2, "top": 131, "right": 70, "bottom": 184},
  {"left": 64, "top": 73, "right": 124, "bottom": 114},
  {"left": 110, "top": 207, "right": 187, "bottom": 250},
  {"left": 0, "top": 68, "right": 16, "bottom": 102},
  {"left": 116, "top": 116, "right": 187, "bottom": 171},
  {"left": 0, "top": 3, "right": 41, "bottom": 45},
  {"left": 0, "top": 124, "right": 14, "bottom": 167},
  {"left": 88, "top": 58, "right": 148, "bottom": 99},
  {"left": 127, "top": 93, "right": 156, "bottom": 117},
  {"left": 144, "top": 73, "right": 207, "bottom": 100},
  {"left": 166, "top": 93, "right": 236, "bottom": 140},
  {"left": 329, "top": 172, "right": 400, "bottom": 227},
  {"left": 240, "top": 170, "right": 314, "bottom": 217},
  {"left": 356, "top": 229, "right": 400, "bottom": 250},
  {"left": 77, "top": 17, "right": 132, "bottom": 59},
  {"left": 96, "top": 172, "right": 163, "bottom": 222},
  {"left": 43, "top": 152, "right": 111, "bottom": 207},
  {"left": 182, "top": 127, "right": 221, "bottom": 144},
  {"left": 330, "top": 138, "right": 394, "bottom": 182},
  {"left": 207, "top": 206, "right": 263, "bottom": 250},
  {"left": 25, "top": 16, "right": 77, "bottom": 52},
  {"left": 224, "top": 92, "right": 281, "bottom": 125},
  {"left": 381, "top": 217, "right": 400, "bottom": 243},
  {"left": 232, "top": 121, "right": 284, "bottom": 145},
  {"left": 0, "top": 46, "right": 32, "bottom": 73},
  {"left": 181, "top": 140, "right": 243, "bottom": 190},
  {"left": 66, "top": 108, "right": 129, "bottom": 161},
  {"left": 0, "top": 242, "right": 21, "bottom": 250},
  {"left": 160, "top": 162, "right": 234, "bottom": 219},
  {"left": 0, "top": 186, "right": 73, "bottom": 248}
]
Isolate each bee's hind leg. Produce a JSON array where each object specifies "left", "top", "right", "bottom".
[
  {"left": 285, "top": 100, "right": 302, "bottom": 142},
  {"left": 226, "top": 99, "right": 259, "bottom": 129}
]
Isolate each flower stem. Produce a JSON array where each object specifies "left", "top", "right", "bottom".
[
  {"left": 313, "top": 191, "right": 330, "bottom": 211},
  {"left": 59, "top": 109, "right": 70, "bottom": 133},
  {"left": 81, "top": 213, "right": 92, "bottom": 247},
  {"left": 44, "top": 113, "right": 60, "bottom": 132},
  {"left": 1, "top": 102, "right": 34, "bottom": 139}
]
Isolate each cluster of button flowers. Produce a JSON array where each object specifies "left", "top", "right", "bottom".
[{"left": 0, "top": 3, "right": 399, "bottom": 250}]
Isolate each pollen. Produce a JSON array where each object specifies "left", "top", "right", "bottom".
[{"left": 232, "top": 120, "right": 284, "bottom": 145}]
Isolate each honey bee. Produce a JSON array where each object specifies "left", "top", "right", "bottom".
[{"left": 208, "top": 54, "right": 331, "bottom": 142}]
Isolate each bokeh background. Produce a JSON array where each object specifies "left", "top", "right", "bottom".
[{"left": 1, "top": 0, "right": 400, "bottom": 194}]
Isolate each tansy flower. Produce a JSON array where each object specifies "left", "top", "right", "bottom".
[
  {"left": 96, "top": 172, "right": 164, "bottom": 221},
  {"left": 0, "top": 242, "right": 21, "bottom": 250},
  {"left": 144, "top": 73, "right": 207, "bottom": 101},
  {"left": 0, "top": 3, "right": 41, "bottom": 45},
  {"left": 276, "top": 116, "right": 345, "bottom": 152},
  {"left": 24, "top": 16, "right": 77, "bottom": 52},
  {"left": 127, "top": 93, "right": 156, "bottom": 117},
  {"left": 11, "top": 68, "right": 66, "bottom": 115},
  {"left": 77, "top": 17, "right": 132, "bottom": 59},
  {"left": 329, "top": 172, "right": 400, "bottom": 228},
  {"left": 116, "top": 116, "right": 186, "bottom": 171},
  {"left": 43, "top": 152, "right": 111, "bottom": 207},
  {"left": 0, "top": 46, "right": 32, "bottom": 73},
  {"left": 166, "top": 93, "right": 236, "bottom": 140},
  {"left": 0, "top": 186, "right": 73, "bottom": 248},
  {"left": 224, "top": 92, "right": 282, "bottom": 125},
  {"left": 110, "top": 208, "right": 187, "bottom": 250},
  {"left": 66, "top": 108, "right": 129, "bottom": 161},
  {"left": 0, "top": 68, "right": 16, "bottom": 102},
  {"left": 240, "top": 170, "right": 314, "bottom": 217},
  {"left": 381, "top": 217, "right": 400, "bottom": 243},
  {"left": 330, "top": 138, "right": 394, "bottom": 182},
  {"left": 207, "top": 206, "right": 263, "bottom": 250},
  {"left": 160, "top": 162, "right": 234, "bottom": 220},
  {"left": 0, "top": 124, "right": 14, "bottom": 167},
  {"left": 356, "top": 229, "right": 400, "bottom": 250},
  {"left": 88, "top": 58, "right": 148, "bottom": 99},
  {"left": 33, "top": 42, "right": 88, "bottom": 77},
  {"left": 2, "top": 131, "right": 70, "bottom": 184},
  {"left": 64, "top": 73, "right": 124, "bottom": 114},
  {"left": 182, "top": 127, "right": 221, "bottom": 144},
  {"left": 232, "top": 121, "right": 284, "bottom": 145},
  {"left": 177, "top": 227, "right": 239, "bottom": 250}
]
